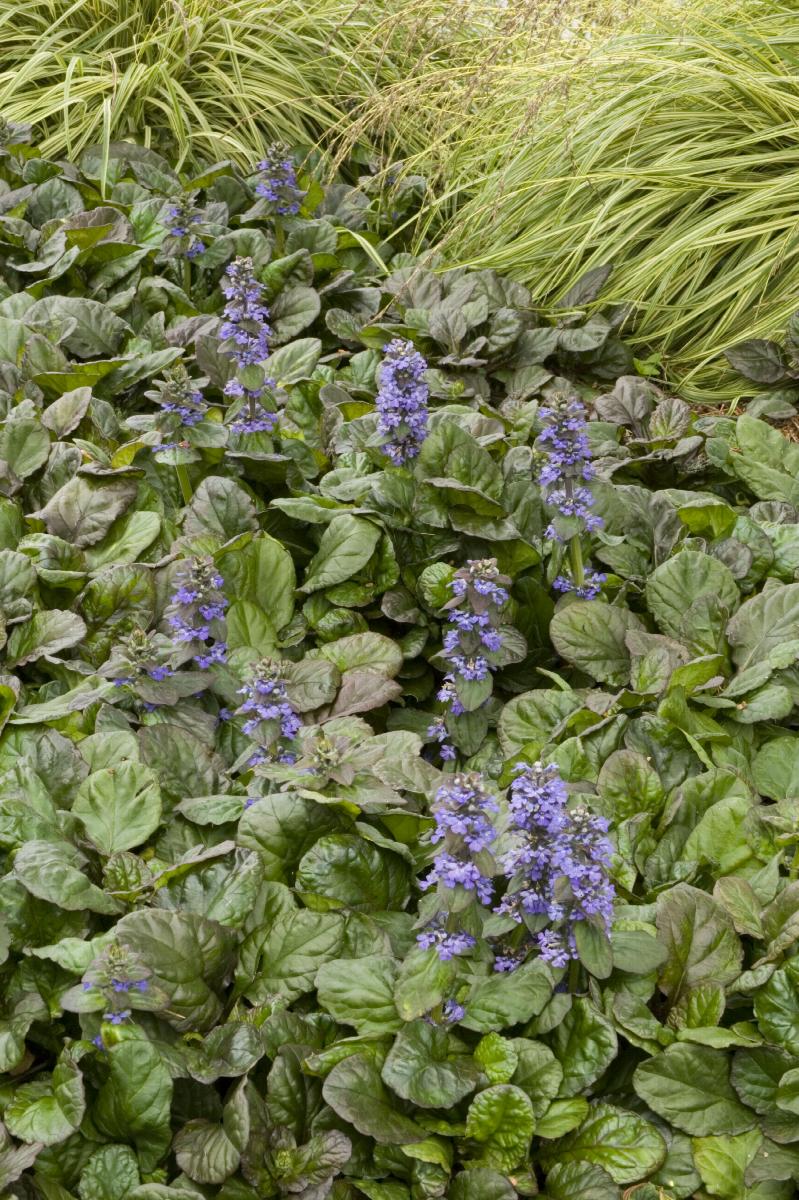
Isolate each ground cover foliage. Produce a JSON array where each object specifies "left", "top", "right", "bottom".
[{"left": 5, "top": 129, "right": 799, "bottom": 1200}]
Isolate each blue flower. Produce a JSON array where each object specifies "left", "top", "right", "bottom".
[
  {"left": 109, "top": 978, "right": 149, "bottom": 994},
  {"left": 416, "top": 923, "right": 476, "bottom": 960},
  {"left": 427, "top": 716, "right": 456, "bottom": 761},
  {"left": 165, "top": 194, "right": 205, "bottom": 259},
  {"left": 165, "top": 558, "right": 228, "bottom": 668},
  {"left": 236, "top": 661, "right": 301, "bottom": 761},
  {"left": 255, "top": 145, "right": 304, "bottom": 216},
  {"left": 103, "top": 1009, "right": 131, "bottom": 1025},
  {"left": 220, "top": 257, "right": 278, "bottom": 435},
  {"left": 432, "top": 560, "right": 511, "bottom": 750},
  {"left": 220, "top": 257, "right": 271, "bottom": 371},
  {"left": 493, "top": 950, "right": 527, "bottom": 973},
  {"left": 146, "top": 365, "right": 208, "bottom": 452},
  {"left": 538, "top": 394, "right": 603, "bottom": 539},
  {"left": 230, "top": 405, "right": 278, "bottom": 435},
  {"left": 417, "top": 772, "right": 498, "bottom": 961},
  {"left": 494, "top": 762, "right": 615, "bottom": 968},
  {"left": 442, "top": 1000, "right": 466, "bottom": 1024},
  {"left": 375, "top": 338, "right": 429, "bottom": 464},
  {"left": 553, "top": 569, "right": 607, "bottom": 600},
  {"left": 147, "top": 665, "right": 173, "bottom": 682}
]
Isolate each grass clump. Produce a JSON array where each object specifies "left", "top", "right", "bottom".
[
  {"left": 407, "top": 0, "right": 799, "bottom": 402},
  {"left": 0, "top": 0, "right": 487, "bottom": 167}
]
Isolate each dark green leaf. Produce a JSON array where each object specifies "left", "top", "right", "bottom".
[
  {"left": 94, "top": 1041, "right": 173, "bottom": 1172},
  {"left": 315, "top": 955, "right": 401, "bottom": 1034},
  {"left": 382, "top": 1021, "right": 481, "bottom": 1108},
  {"left": 322, "top": 1053, "right": 425, "bottom": 1145},
  {"left": 72, "top": 761, "right": 161, "bottom": 855},
  {"left": 656, "top": 884, "right": 742, "bottom": 1004},
  {"left": 550, "top": 601, "right": 643, "bottom": 685},
  {"left": 540, "top": 1102, "right": 666, "bottom": 1184},
  {"left": 464, "top": 1085, "right": 535, "bottom": 1171},
  {"left": 550, "top": 998, "right": 618, "bottom": 1097},
  {"left": 633, "top": 1045, "right": 755, "bottom": 1136}
]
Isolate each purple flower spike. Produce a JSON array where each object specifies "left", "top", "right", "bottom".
[
  {"left": 538, "top": 394, "right": 603, "bottom": 540},
  {"left": 255, "top": 145, "right": 304, "bottom": 216},
  {"left": 220, "top": 256, "right": 277, "bottom": 435},
  {"left": 165, "top": 558, "right": 228, "bottom": 668},
  {"left": 494, "top": 761, "right": 615, "bottom": 969},
  {"left": 165, "top": 194, "right": 205, "bottom": 259},
  {"left": 431, "top": 560, "right": 511, "bottom": 746},
  {"left": 236, "top": 660, "right": 302, "bottom": 763},
  {"left": 375, "top": 338, "right": 429, "bottom": 464},
  {"left": 416, "top": 772, "right": 498, "bottom": 962},
  {"left": 220, "top": 257, "right": 271, "bottom": 372}
]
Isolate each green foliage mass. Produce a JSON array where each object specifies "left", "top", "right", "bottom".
[{"left": 2, "top": 130, "right": 799, "bottom": 1200}]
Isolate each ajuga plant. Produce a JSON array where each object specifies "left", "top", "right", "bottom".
[{"left": 6, "top": 129, "right": 799, "bottom": 1200}]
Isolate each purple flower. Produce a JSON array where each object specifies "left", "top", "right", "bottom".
[
  {"left": 165, "top": 194, "right": 205, "bottom": 259},
  {"left": 428, "top": 775, "right": 498, "bottom": 853},
  {"left": 255, "top": 145, "right": 304, "bottom": 216},
  {"left": 103, "top": 1010, "right": 131, "bottom": 1026},
  {"left": 236, "top": 661, "right": 301, "bottom": 759},
  {"left": 146, "top": 365, "right": 208, "bottom": 450},
  {"left": 538, "top": 395, "right": 603, "bottom": 540},
  {"left": 493, "top": 951, "right": 527, "bottom": 973},
  {"left": 220, "top": 257, "right": 277, "bottom": 435},
  {"left": 536, "top": 930, "right": 573, "bottom": 969},
  {"left": 427, "top": 717, "right": 456, "bottom": 761},
  {"left": 165, "top": 558, "right": 228, "bottom": 668},
  {"left": 436, "top": 677, "right": 465, "bottom": 717},
  {"left": 494, "top": 762, "right": 615, "bottom": 968},
  {"left": 553, "top": 569, "right": 606, "bottom": 600},
  {"left": 423, "top": 852, "right": 494, "bottom": 904},
  {"left": 416, "top": 923, "right": 476, "bottom": 960},
  {"left": 433, "top": 560, "right": 511, "bottom": 734},
  {"left": 195, "top": 642, "right": 228, "bottom": 669},
  {"left": 442, "top": 1000, "right": 466, "bottom": 1024},
  {"left": 230, "top": 404, "right": 278, "bottom": 435},
  {"left": 375, "top": 338, "right": 429, "bottom": 464},
  {"left": 417, "top": 773, "right": 498, "bottom": 961},
  {"left": 220, "top": 257, "right": 271, "bottom": 372}
]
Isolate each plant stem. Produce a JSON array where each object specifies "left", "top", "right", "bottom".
[
  {"left": 175, "top": 463, "right": 193, "bottom": 505},
  {"left": 569, "top": 535, "right": 585, "bottom": 589},
  {"left": 568, "top": 957, "right": 581, "bottom": 994},
  {"left": 182, "top": 257, "right": 191, "bottom": 296},
  {"left": 274, "top": 219, "right": 284, "bottom": 256},
  {"left": 790, "top": 845, "right": 799, "bottom": 880}
]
